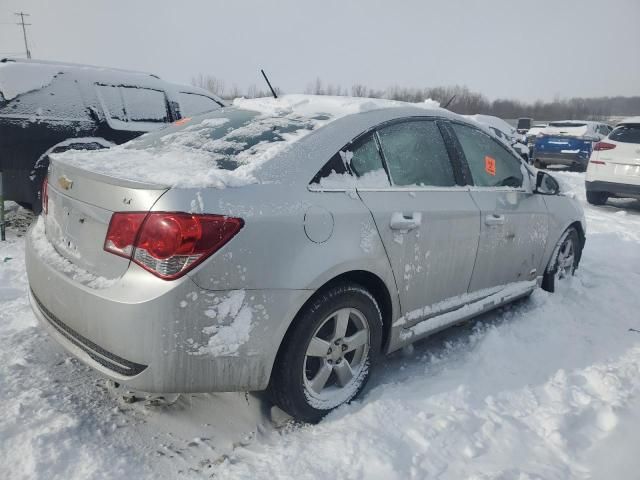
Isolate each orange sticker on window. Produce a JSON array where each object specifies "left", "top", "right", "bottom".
[
  {"left": 485, "top": 156, "right": 496, "bottom": 176},
  {"left": 174, "top": 117, "right": 191, "bottom": 126}
]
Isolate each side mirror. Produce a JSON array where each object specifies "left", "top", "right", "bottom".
[{"left": 535, "top": 170, "right": 560, "bottom": 195}]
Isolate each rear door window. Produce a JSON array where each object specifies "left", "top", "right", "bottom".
[
  {"left": 121, "top": 87, "right": 169, "bottom": 123},
  {"left": 452, "top": 123, "right": 524, "bottom": 188},
  {"left": 178, "top": 92, "right": 222, "bottom": 117},
  {"left": 609, "top": 125, "right": 640, "bottom": 143},
  {"left": 377, "top": 120, "right": 456, "bottom": 187},
  {"left": 96, "top": 84, "right": 127, "bottom": 121}
]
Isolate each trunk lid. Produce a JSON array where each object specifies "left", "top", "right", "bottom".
[
  {"left": 535, "top": 135, "right": 592, "bottom": 156},
  {"left": 44, "top": 159, "right": 168, "bottom": 280}
]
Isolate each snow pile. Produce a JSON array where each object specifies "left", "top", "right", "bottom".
[
  {"left": 52, "top": 94, "right": 441, "bottom": 189},
  {"left": 0, "top": 61, "right": 61, "bottom": 101},
  {"left": 196, "top": 290, "right": 254, "bottom": 356}
]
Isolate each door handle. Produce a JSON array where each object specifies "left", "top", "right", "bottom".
[
  {"left": 390, "top": 212, "right": 421, "bottom": 231},
  {"left": 485, "top": 214, "right": 505, "bottom": 226}
]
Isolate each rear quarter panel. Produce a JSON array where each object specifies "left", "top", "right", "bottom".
[
  {"left": 152, "top": 182, "right": 400, "bottom": 355},
  {"left": 540, "top": 193, "right": 586, "bottom": 271}
]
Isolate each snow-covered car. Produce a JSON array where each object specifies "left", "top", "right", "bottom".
[
  {"left": 25, "top": 95, "right": 586, "bottom": 423},
  {"left": 525, "top": 124, "right": 548, "bottom": 147},
  {"left": 585, "top": 117, "right": 640, "bottom": 205},
  {"left": 465, "top": 114, "right": 531, "bottom": 162},
  {"left": 0, "top": 58, "right": 225, "bottom": 213},
  {"left": 533, "top": 121, "right": 612, "bottom": 171}
]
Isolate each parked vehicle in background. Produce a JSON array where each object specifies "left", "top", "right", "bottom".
[
  {"left": 585, "top": 117, "right": 640, "bottom": 205},
  {"left": 466, "top": 114, "right": 531, "bottom": 162},
  {"left": 533, "top": 121, "right": 612, "bottom": 171},
  {"left": 0, "top": 58, "right": 224, "bottom": 212},
  {"left": 517, "top": 117, "right": 533, "bottom": 134},
  {"left": 525, "top": 124, "right": 547, "bottom": 147},
  {"left": 26, "top": 95, "right": 586, "bottom": 423}
]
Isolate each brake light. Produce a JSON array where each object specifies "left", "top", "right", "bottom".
[
  {"left": 593, "top": 142, "right": 616, "bottom": 151},
  {"left": 42, "top": 177, "right": 49, "bottom": 215},
  {"left": 104, "top": 212, "right": 243, "bottom": 280}
]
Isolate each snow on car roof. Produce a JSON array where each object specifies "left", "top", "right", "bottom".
[
  {"left": 53, "top": 94, "right": 442, "bottom": 189},
  {"left": 618, "top": 116, "right": 640, "bottom": 125},
  {"left": 0, "top": 58, "right": 161, "bottom": 101}
]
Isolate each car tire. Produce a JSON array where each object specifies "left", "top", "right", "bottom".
[
  {"left": 542, "top": 227, "right": 581, "bottom": 293},
  {"left": 586, "top": 190, "right": 608, "bottom": 206},
  {"left": 534, "top": 159, "right": 545, "bottom": 169},
  {"left": 268, "top": 283, "right": 383, "bottom": 423}
]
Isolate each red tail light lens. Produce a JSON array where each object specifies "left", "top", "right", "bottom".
[
  {"left": 593, "top": 142, "right": 616, "bottom": 151},
  {"left": 42, "top": 177, "right": 49, "bottom": 215},
  {"left": 104, "top": 212, "right": 243, "bottom": 279}
]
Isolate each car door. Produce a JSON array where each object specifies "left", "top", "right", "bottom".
[
  {"left": 448, "top": 122, "right": 548, "bottom": 292},
  {"left": 352, "top": 119, "right": 481, "bottom": 322}
]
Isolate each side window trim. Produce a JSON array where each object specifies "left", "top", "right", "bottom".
[{"left": 448, "top": 120, "right": 527, "bottom": 191}]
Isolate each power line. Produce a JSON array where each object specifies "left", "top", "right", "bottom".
[{"left": 14, "top": 12, "right": 31, "bottom": 59}]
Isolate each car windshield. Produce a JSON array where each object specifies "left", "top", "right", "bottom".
[{"left": 130, "top": 108, "right": 316, "bottom": 171}]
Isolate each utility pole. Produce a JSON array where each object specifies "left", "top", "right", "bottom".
[{"left": 14, "top": 12, "right": 31, "bottom": 59}]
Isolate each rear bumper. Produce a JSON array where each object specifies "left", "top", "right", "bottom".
[
  {"left": 26, "top": 222, "right": 313, "bottom": 393},
  {"left": 535, "top": 152, "right": 588, "bottom": 168},
  {"left": 585, "top": 180, "right": 640, "bottom": 198}
]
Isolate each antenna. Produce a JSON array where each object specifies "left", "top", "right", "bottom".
[
  {"left": 14, "top": 12, "right": 32, "bottom": 59},
  {"left": 443, "top": 94, "right": 456, "bottom": 109},
  {"left": 261, "top": 69, "right": 278, "bottom": 99}
]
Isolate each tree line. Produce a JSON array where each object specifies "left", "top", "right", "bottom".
[{"left": 192, "top": 74, "right": 640, "bottom": 121}]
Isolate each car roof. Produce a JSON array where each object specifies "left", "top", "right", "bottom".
[
  {"left": 617, "top": 116, "right": 640, "bottom": 125},
  {"left": 0, "top": 57, "right": 160, "bottom": 78}
]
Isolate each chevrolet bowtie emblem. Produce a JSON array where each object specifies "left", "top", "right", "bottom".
[{"left": 58, "top": 175, "right": 73, "bottom": 190}]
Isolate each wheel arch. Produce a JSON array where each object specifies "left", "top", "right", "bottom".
[{"left": 270, "top": 269, "right": 396, "bottom": 382}]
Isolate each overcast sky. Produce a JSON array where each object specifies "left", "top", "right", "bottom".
[{"left": 1, "top": 0, "right": 638, "bottom": 102}]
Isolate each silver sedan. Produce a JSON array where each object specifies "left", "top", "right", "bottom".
[{"left": 26, "top": 98, "right": 586, "bottom": 422}]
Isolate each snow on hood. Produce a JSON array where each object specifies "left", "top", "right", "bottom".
[
  {"left": 52, "top": 94, "right": 442, "bottom": 189},
  {"left": 0, "top": 62, "right": 61, "bottom": 101}
]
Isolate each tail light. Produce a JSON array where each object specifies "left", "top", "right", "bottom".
[
  {"left": 42, "top": 177, "right": 49, "bottom": 215},
  {"left": 104, "top": 212, "right": 244, "bottom": 280},
  {"left": 593, "top": 142, "right": 616, "bottom": 151}
]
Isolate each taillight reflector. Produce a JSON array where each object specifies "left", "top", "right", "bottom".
[
  {"left": 104, "top": 212, "right": 244, "bottom": 280},
  {"left": 593, "top": 142, "right": 616, "bottom": 151}
]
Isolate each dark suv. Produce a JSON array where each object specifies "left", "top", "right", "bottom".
[{"left": 0, "top": 58, "right": 224, "bottom": 212}]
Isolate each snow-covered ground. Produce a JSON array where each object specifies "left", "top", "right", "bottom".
[{"left": 1, "top": 172, "right": 639, "bottom": 479}]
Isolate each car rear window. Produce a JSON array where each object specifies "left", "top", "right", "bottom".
[
  {"left": 609, "top": 125, "right": 640, "bottom": 144},
  {"left": 130, "top": 108, "right": 316, "bottom": 171}
]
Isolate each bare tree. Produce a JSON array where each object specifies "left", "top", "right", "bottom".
[{"left": 191, "top": 74, "right": 225, "bottom": 98}]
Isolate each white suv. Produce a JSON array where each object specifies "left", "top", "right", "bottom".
[{"left": 585, "top": 117, "right": 640, "bottom": 205}]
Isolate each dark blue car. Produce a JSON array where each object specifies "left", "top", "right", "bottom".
[{"left": 533, "top": 121, "right": 612, "bottom": 171}]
